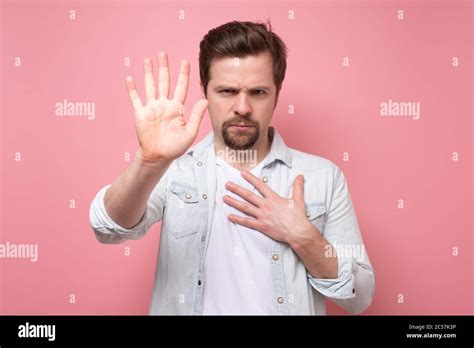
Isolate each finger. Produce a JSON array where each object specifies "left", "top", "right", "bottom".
[
  {"left": 241, "top": 170, "right": 274, "bottom": 198},
  {"left": 158, "top": 51, "right": 170, "bottom": 99},
  {"left": 173, "top": 59, "right": 190, "bottom": 104},
  {"left": 228, "top": 214, "right": 262, "bottom": 231},
  {"left": 225, "top": 181, "right": 263, "bottom": 207},
  {"left": 223, "top": 195, "right": 260, "bottom": 218},
  {"left": 185, "top": 99, "right": 208, "bottom": 137},
  {"left": 143, "top": 57, "right": 156, "bottom": 103},
  {"left": 125, "top": 76, "right": 143, "bottom": 110},
  {"left": 292, "top": 175, "right": 305, "bottom": 204}
]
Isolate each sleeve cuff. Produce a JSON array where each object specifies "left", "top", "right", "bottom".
[
  {"left": 307, "top": 255, "right": 357, "bottom": 300},
  {"left": 90, "top": 184, "right": 151, "bottom": 236}
]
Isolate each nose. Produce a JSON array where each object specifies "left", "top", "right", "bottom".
[{"left": 233, "top": 92, "right": 252, "bottom": 117}]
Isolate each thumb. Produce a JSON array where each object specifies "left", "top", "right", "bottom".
[
  {"left": 292, "top": 175, "right": 305, "bottom": 205},
  {"left": 185, "top": 99, "right": 208, "bottom": 137}
]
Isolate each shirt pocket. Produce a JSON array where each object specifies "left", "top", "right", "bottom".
[
  {"left": 166, "top": 181, "right": 200, "bottom": 239},
  {"left": 305, "top": 201, "right": 327, "bottom": 233}
]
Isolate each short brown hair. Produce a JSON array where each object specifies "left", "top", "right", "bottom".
[{"left": 199, "top": 20, "right": 288, "bottom": 98}]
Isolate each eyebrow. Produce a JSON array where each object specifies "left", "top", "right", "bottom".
[{"left": 213, "top": 85, "right": 271, "bottom": 91}]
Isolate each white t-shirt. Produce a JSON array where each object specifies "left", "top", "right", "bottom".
[{"left": 202, "top": 152, "right": 275, "bottom": 314}]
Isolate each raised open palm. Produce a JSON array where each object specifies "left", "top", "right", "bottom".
[{"left": 126, "top": 51, "right": 209, "bottom": 164}]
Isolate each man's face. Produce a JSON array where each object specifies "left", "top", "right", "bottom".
[{"left": 202, "top": 51, "right": 278, "bottom": 150}]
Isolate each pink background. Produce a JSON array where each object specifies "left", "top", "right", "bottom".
[{"left": 1, "top": 0, "right": 472, "bottom": 315}]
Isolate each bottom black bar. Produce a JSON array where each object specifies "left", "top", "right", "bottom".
[{"left": 0, "top": 315, "right": 472, "bottom": 346}]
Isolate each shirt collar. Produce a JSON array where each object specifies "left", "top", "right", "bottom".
[
  {"left": 265, "top": 127, "right": 292, "bottom": 168},
  {"left": 187, "top": 126, "right": 292, "bottom": 169}
]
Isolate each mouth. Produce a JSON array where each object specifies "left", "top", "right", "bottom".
[{"left": 229, "top": 124, "right": 255, "bottom": 131}]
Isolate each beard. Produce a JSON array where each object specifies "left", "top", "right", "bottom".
[{"left": 221, "top": 116, "right": 260, "bottom": 150}]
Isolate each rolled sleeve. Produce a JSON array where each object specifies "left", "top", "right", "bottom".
[
  {"left": 89, "top": 173, "right": 167, "bottom": 244},
  {"left": 308, "top": 254, "right": 356, "bottom": 299},
  {"left": 307, "top": 164, "right": 375, "bottom": 313},
  {"left": 89, "top": 185, "right": 148, "bottom": 242}
]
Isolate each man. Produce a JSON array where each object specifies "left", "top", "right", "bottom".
[{"left": 89, "top": 20, "right": 375, "bottom": 315}]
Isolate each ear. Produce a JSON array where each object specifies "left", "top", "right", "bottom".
[{"left": 200, "top": 82, "right": 206, "bottom": 99}]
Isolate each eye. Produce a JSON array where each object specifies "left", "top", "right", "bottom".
[
  {"left": 251, "top": 89, "right": 266, "bottom": 96},
  {"left": 219, "top": 89, "right": 236, "bottom": 94}
]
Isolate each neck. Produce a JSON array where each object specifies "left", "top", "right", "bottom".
[{"left": 214, "top": 128, "right": 273, "bottom": 172}]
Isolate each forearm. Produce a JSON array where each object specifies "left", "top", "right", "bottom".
[
  {"left": 287, "top": 223, "right": 338, "bottom": 279},
  {"left": 104, "top": 149, "right": 172, "bottom": 229}
]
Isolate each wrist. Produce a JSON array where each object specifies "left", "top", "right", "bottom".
[
  {"left": 136, "top": 149, "right": 171, "bottom": 167},
  {"left": 135, "top": 149, "right": 172, "bottom": 172},
  {"left": 288, "top": 222, "right": 322, "bottom": 252}
]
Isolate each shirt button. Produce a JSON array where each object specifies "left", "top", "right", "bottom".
[
  {"left": 272, "top": 254, "right": 279, "bottom": 261},
  {"left": 306, "top": 211, "right": 311, "bottom": 218},
  {"left": 197, "top": 161, "right": 203, "bottom": 167},
  {"left": 202, "top": 193, "right": 207, "bottom": 199},
  {"left": 262, "top": 176, "right": 268, "bottom": 183},
  {"left": 277, "top": 297, "right": 284, "bottom": 304},
  {"left": 352, "top": 288, "right": 355, "bottom": 294},
  {"left": 185, "top": 193, "right": 192, "bottom": 199},
  {"left": 201, "top": 236, "right": 205, "bottom": 242},
  {"left": 198, "top": 280, "right": 202, "bottom": 286}
]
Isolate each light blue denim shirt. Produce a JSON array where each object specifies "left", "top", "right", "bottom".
[{"left": 89, "top": 127, "right": 375, "bottom": 315}]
